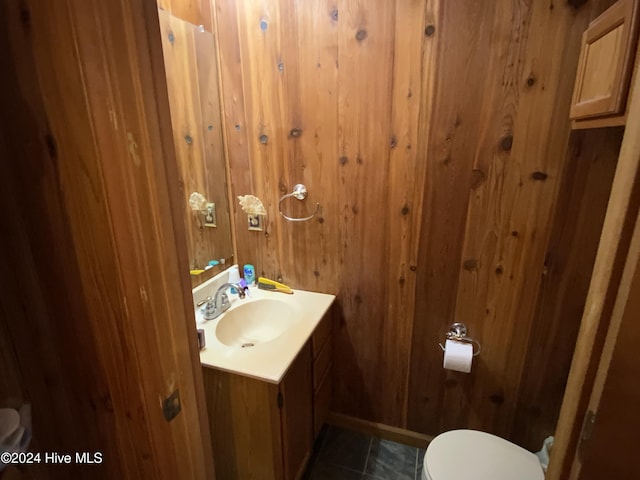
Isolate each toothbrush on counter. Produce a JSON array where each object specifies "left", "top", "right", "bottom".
[{"left": 257, "top": 277, "right": 294, "bottom": 294}]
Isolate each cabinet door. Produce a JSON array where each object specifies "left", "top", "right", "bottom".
[
  {"left": 570, "top": 0, "right": 639, "bottom": 120},
  {"left": 280, "top": 342, "right": 313, "bottom": 480},
  {"left": 202, "top": 367, "right": 283, "bottom": 480}
]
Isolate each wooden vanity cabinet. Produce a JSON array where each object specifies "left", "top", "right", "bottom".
[
  {"left": 311, "top": 307, "right": 332, "bottom": 438},
  {"left": 570, "top": 0, "right": 640, "bottom": 129},
  {"left": 202, "top": 308, "right": 333, "bottom": 480}
]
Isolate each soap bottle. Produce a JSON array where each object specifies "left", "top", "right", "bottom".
[{"left": 243, "top": 264, "right": 256, "bottom": 285}]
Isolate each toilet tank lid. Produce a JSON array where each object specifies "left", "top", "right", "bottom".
[{"left": 425, "top": 430, "right": 544, "bottom": 480}]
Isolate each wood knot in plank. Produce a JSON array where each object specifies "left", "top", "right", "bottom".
[
  {"left": 317, "top": 216, "right": 325, "bottom": 224},
  {"left": 526, "top": 75, "right": 536, "bottom": 87},
  {"left": 184, "top": 135, "right": 193, "bottom": 145},
  {"left": 44, "top": 133, "right": 57, "bottom": 159},
  {"left": 339, "top": 156, "right": 348, "bottom": 165},
  {"left": 356, "top": 155, "right": 363, "bottom": 164},
  {"left": 390, "top": 135, "right": 397, "bottom": 149},
  {"left": 511, "top": 230, "right": 519, "bottom": 237},
  {"left": 314, "top": 270, "right": 320, "bottom": 277},
  {"left": 399, "top": 276, "right": 406, "bottom": 287},
  {"left": 495, "top": 265, "right": 504, "bottom": 275},
  {"left": 289, "top": 128, "right": 302, "bottom": 138},
  {"left": 330, "top": 8, "right": 338, "bottom": 22},
  {"left": 355, "top": 29, "right": 368, "bottom": 42},
  {"left": 260, "top": 20, "right": 268, "bottom": 31},
  {"left": 424, "top": 25, "right": 436, "bottom": 36},
  {"left": 463, "top": 258, "right": 478, "bottom": 271},
  {"left": 401, "top": 204, "right": 410, "bottom": 215},
  {"left": 470, "top": 168, "right": 486, "bottom": 190},
  {"left": 168, "top": 31, "right": 175, "bottom": 44},
  {"left": 259, "top": 134, "right": 268, "bottom": 144},
  {"left": 278, "top": 63, "right": 285, "bottom": 72},
  {"left": 531, "top": 171, "right": 548, "bottom": 181},
  {"left": 567, "top": 0, "right": 588, "bottom": 9},
  {"left": 20, "top": 4, "right": 31, "bottom": 29},
  {"left": 351, "top": 204, "right": 359, "bottom": 215},
  {"left": 500, "top": 134, "right": 513, "bottom": 151},
  {"left": 409, "top": 265, "right": 417, "bottom": 272}
]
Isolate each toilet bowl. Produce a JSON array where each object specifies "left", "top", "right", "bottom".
[{"left": 422, "top": 430, "right": 544, "bottom": 480}]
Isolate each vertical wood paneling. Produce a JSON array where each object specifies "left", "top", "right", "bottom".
[
  {"left": 385, "top": 0, "right": 438, "bottom": 426},
  {"left": 2, "top": 0, "right": 215, "bottom": 477},
  {"left": 511, "top": 129, "right": 622, "bottom": 450},
  {"left": 157, "top": 0, "right": 213, "bottom": 32},
  {"left": 159, "top": 11, "right": 233, "bottom": 274},
  {"left": 451, "top": 0, "right": 593, "bottom": 437},
  {"left": 335, "top": 0, "right": 397, "bottom": 423},
  {"left": 237, "top": 0, "right": 289, "bottom": 279},
  {"left": 408, "top": 0, "right": 508, "bottom": 433},
  {"left": 217, "top": 0, "right": 613, "bottom": 445}
]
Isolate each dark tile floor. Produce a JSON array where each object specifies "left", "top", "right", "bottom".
[{"left": 303, "top": 425, "right": 427, "bottom": 480}]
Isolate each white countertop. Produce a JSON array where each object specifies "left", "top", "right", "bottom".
[{"left": 197, "top": 285, "right": 335, "bottom": 383}]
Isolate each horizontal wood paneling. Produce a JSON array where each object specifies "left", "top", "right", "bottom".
[
  {"left": 216, "top": 0, "right": 615, "bottom": 448},
  {"left": 159, "top": 10, "right": 233, "bottom": 279}
]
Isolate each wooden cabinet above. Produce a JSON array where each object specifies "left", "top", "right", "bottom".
[{"left": 570, "top": 0, "right": 640, "bottom": 129}]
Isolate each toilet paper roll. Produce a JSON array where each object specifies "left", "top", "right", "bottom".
[{"left": 442, "top": 339, "right": 473, "bottom": 373}]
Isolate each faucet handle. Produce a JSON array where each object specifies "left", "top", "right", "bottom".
[
  {"left": 202, "top": 296, "right": 217, "bottom": 321},
  {"left": 218, "top": 292, "right": 230, "bottom": 307}
]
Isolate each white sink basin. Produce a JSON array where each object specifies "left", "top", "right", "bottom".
[
  {"left": 215, "top": 299, "right": 296, "bottom": 348},
  {"left": 194, "top": 272, "right": 335, "bottom": 383}
]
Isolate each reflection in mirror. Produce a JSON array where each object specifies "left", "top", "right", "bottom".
[{"left": 157, "top": 9, "right": 234, "bottom": 285}]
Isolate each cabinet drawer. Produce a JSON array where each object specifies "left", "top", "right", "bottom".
[
  {"left": 312, "top": 310, "right": 331, "bottom": 358},
  {"left": 313, "top": 366, "right": 331, "bottom": 438},
  {"left": 313, "top": 338, "right": 331, "bottom": 391}
]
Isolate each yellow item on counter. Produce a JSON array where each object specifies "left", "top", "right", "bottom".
[{"left": 257, "top": 277, "right": 294, "bottom": 294}]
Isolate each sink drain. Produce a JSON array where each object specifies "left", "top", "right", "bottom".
[{"left": 241, "top": 342, "right": 255, "bottom": 348}]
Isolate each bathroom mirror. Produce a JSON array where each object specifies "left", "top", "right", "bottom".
[{"left": 157, "top": 9, "right": 234, "bottom": 280}]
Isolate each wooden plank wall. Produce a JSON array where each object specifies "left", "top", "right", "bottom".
[
  {"left": 1, "top": 0, "right": 214, "bottom": 478},
  {"left": 214, "top": 0, "right": 622, "bottom": 449},
  {"left": 158, "top": 9, "right": 233, "bottom": 278},
  {"left": 157, "top": 0, "right": 213, "bottom": 32}
]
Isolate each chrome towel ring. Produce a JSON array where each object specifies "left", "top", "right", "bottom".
[{"left": 278, "top": 184, "right": 320, "bottom": 222}]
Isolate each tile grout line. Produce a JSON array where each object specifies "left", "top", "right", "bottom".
[{"left": 414, "top": 447, "right": 419, "bottom": 480}]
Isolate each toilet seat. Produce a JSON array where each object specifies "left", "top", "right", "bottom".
[{"left": 423, "top": 430, "right": 544, "bottom": 480}]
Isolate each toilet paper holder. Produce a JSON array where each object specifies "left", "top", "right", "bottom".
[{"left": 438, "top": 322, "right": 481, "bottom": 356}]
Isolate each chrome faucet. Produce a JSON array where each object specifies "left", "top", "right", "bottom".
[{"left": 202, "top": 283, "right": 246, "bottom": 321}]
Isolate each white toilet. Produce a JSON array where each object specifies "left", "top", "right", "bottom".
[{"left": 422, "top": 429, "right": 544, "bottom": 480}]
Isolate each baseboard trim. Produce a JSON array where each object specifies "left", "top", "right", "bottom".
[{"left": 326, "top": 412, "right": 434, "bottom": 448}]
